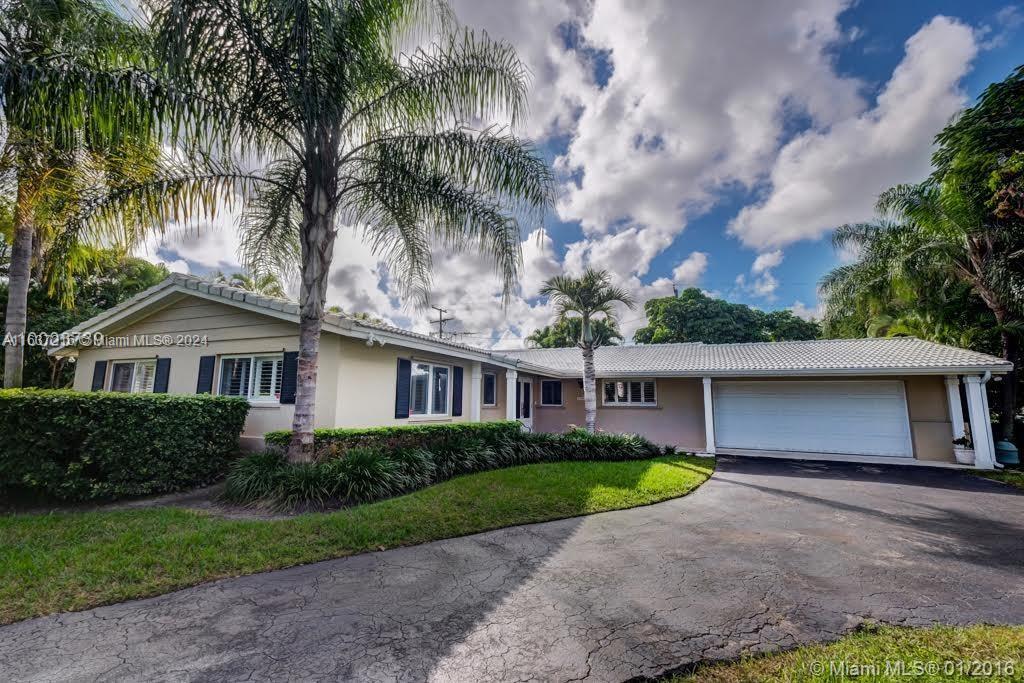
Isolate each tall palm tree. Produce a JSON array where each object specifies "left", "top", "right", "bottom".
[
  {"left": 0, "top": 0, "right": 156, "bottom": 387},
  {"left": 539, "top": 269, "right": 635, "bottom": 433},
  {"left": 877, "top": 182, "right": 1023, "bottom": 443},
  {"left": 69, "top": 0, "right": 553, "bottom": 461}
]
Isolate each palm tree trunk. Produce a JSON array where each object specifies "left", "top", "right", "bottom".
[
  {"left": 286, "top": 131, "right": 339, "bottom": 463},
  {"left": 581, "top": 344, "right": 597, "bottom": 433},
  {"left": 3, "top": 182, "right": 35, "bottom": 389}
]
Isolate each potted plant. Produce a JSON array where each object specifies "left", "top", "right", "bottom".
[{"left": 952, "top": 435, "right": 975, "bottom": 465}]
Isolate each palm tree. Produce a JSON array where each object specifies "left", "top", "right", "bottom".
[
  {"left": 69, "top": 0, "right": 553, "bottom": 461},
  {"left": 539, "top": 269, "right": 635, "bottom": 433},
  {"left": 208, "top": 270, "right": 288, "bottom": 298},
  {"left": 0, "top": 0, "right": 155, "bottom": 387}
]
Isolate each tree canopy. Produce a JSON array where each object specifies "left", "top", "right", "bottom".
[
  {"left": 526, "top": 318, "right": 622, "bottom": 348},
  {"left": 0, "top": 251, "right": 168, "bottom": 388},
  {"left": 633, "top": 288, "right": 819, "bottom": 345}
]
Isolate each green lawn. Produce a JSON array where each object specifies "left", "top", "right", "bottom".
[
  {"left": 672, "top": 624, "right": 1024, "bottom": 682},
  {"left": 981, "top": 469, "right": 1024, "bottom": 491},
  {"left": 0, "top": 454, "right": 712, "bottom": 625}
]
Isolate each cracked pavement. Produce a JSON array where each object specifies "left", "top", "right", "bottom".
[{"left": 2, "top": 456, "right": 1023, "bottom": 682}]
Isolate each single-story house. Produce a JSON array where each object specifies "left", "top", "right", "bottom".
[{"left": 53, "top": 274, "right": 1012, "bottom": 469}]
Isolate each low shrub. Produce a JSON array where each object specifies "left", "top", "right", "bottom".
[
  {"left": 226, "top": 425, "right": 679, "bottom": 509},
  {"left": 0, "top": 389, "right": 249, "bottom": 501},
  {"left": 264, "top": 420, "right": 522, "bottom": 457}
]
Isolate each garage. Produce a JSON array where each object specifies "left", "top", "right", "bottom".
[{"left": 712, "top": 380, "right": 914, "bottom": 457}]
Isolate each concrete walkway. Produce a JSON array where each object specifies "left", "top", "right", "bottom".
[{"left": 2, "top": 456, "right": 1023, "bottom": 682}]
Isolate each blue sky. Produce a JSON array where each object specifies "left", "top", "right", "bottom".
[{"left": 142, "top": 1, "right": 1024, "bottom": 346}]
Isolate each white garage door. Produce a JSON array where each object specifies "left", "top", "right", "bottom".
[{"left": 713, "top": 380, "right": 914, "bottom": 457}]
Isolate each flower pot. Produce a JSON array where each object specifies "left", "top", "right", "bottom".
[{"left": 953, "top": 446, "right": 975, "bottom": 465}]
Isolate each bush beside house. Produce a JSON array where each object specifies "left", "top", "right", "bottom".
[
  {"left": 0, "top": 390, "right": 249, "bottom": 501},
  {"left": 228, "top": 423, "right": 676, "bottom": 508}
]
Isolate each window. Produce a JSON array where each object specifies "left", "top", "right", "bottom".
[
  {"left": 219, "top": 354, "right": 283, "bottom": 401},
  {"left": 540, "top": 380, "right": 562, "bottom": 406},
  {"left": 602, "top": 379, "right": 657, "bottom": 406},
  {"left": 410, "top": 362, "right": 451, "bottom": 416},
  {"left": 483, "top": 372, "right": 497, "bottom": 406},
  {"left": 109, "top": 359, "right": 157, "bottom": 393}
]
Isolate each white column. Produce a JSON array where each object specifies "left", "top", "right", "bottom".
[
  {"left": 944, "top": 375, "right": 966, "bottom": 440},
  {"left": 505, "top": 369, "right": 518, "bottom": 421},
  {"left": 702, "top": 376, "right": 716, "bottom": 455},
  {"left": 469, "top": 362, "right": 482, "bottom": 422},
  {"left": 964, "top": 375, "right": 996, "bottom": 469}
]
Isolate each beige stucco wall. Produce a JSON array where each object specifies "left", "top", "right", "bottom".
[
  {"left": 530, "top": 374, "right": 955, "bottom": 462},
  {"left": 904, "top": 375, "right": 955, "bottom": 462},
  {"left": 532, "top": 377, "right": 707, "bottom": 452}
]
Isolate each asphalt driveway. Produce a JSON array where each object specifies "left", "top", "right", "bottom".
[{"left": 2, "top": 456, "right": 1023, "bottom": 682}]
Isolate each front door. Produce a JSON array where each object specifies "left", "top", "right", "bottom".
[{"left": 516, "top": 379, "right": 533, "bottom": 430}]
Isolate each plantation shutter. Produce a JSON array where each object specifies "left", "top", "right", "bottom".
[
  {"left": 280, "top": 351, "right": 299, "bottom": 404},
  {"left": 153, "top": 358, "right": 172, "bottom": 393},
  {"left": 196, "top": 355, "right": 216, "bottom": 394},
  {"left": 395, "top": 358, "right": 412, "bottom": 418},
  {"left": 90, "top": 360, "right": 107, "bottom": 391},
  {"left": 452, "top": 366, "right": 464, "bottom": 417}
]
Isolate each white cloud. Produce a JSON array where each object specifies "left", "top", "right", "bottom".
[
  {"left": 790, "top": 300, "right": 822, "bottom": 320},
  {"left": 555, "top": 0, "right": 863, "bottom": 239},
  {"left": 751, "top": 249, "right": 783, "bottom": 274},
  {"left": 729, "top": 16, "right": 978, "bottom": 249},
  {"left": 163, "top": 259, "right": 190, "bottom": 274},
  {"left": 672, "top": 251, "right": 709, "bottom": 285}
]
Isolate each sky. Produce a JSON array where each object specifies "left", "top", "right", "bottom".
[{"left": 136, "top": 0, "right": 1024, "bottom": 348}]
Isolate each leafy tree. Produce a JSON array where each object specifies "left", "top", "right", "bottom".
[
  {"left": 78, "top": 0, "right": 553, "bottom": 462},
  {"left": 0, "top": 252, "right": 168, "bottom": 388},
  {"left": 633, "top": 288, "right": 819, "bottom": 344},
  {"left": 821, "top": 66, "right": 1024, "bottom": 443},
  {"left": 0, "top": 0, "right": 159, "bottom": 388},
  {"left": 539, "top": 269, "right": 634, "bottom": 432},
  {"left": 526, "top": 317, "right": 622, "bottom": 348}
]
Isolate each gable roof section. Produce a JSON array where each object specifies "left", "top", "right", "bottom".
[
  {"left": 55, "top": 274, "right": 1011, "bottom": 376},
  {"left": 51, "top": 274, "right": 550, "bottom": 372},
  {"left": 499, "top": 338, "right": 1011, "bottom": 376}
]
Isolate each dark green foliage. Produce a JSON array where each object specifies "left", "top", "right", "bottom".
[
  {"left": 634, "top": 288, "right": 819, "bottom": 345},
  {"left": 527, "top": 318, "right": 623, "bottom": 348},
  {"left": 0, "top": 389, "right": 249, "bottom": 501},
  {"left": 0, "top": 252, "right": 169, "bottom": 388},
  {"left": 263, "top": 420, "right": 523, "bottom": 457},
  {"left": 322, "top": 448, "right": 404, "bottom": 504},
  {"left": 226, "top": 425, "right": 677, "bottom": 508}
]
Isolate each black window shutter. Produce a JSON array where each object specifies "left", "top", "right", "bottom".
[
  {"left": 90, "top": 360, "right": 107, "bottom": 391},
  {"left": 154, "top": 358, "right": 172, "bottom": 393},
  {"left": 523, "top": 383, "right": 531, "bottom": 418},
  {"left": 452, "top": 366, "right": 464, "bottom": 417},
  {"left": 394, "top": 358, "right": 412, "bottom": 418},
  {"left": 515, "top": 381, "right": 521, "bottom": 419},
  {"left": 196, "top": 355, "right": 216, "bottom": 394},
  {"left": 280, "top": 351, "right": 299, "bottom": 404}
]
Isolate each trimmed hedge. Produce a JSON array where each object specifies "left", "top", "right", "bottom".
[
  {"left": 264, "top": 421, "right": 523, "bottom": 456},
  {"left": 0, "top": 389, "right": 249, "bottom": 501},
  {"left": 227, "top": 427, "right": 677, "bottom": 508}
]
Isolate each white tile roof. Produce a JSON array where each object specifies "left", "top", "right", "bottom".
[
  {"left": 58, "top": 275, "right": 1011, "bottom": 376},
  {"left": 500, "top": 338, "right": 1011, "bottom": 376}
]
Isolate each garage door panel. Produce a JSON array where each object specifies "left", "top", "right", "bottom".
[{"left": 713, "top": 380, "right": 914, "bottom": 457}]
